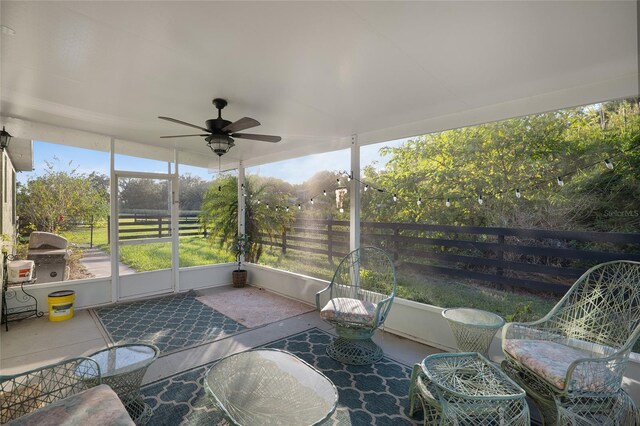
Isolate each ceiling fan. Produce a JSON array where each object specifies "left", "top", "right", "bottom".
[{"left": 159, "top": 98, "right": 281, "bottom": 156}]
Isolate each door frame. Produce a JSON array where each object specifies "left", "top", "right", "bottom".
[{"left": 113, "top": 170, "right": 178, "bottom": 300}]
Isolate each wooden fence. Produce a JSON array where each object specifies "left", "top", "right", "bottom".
[
  {"left": 258, "top": 219, "right": 640, "bottom": 295},
  {"left": 108, "top": 213, "right": 203, "bottom": 242}
]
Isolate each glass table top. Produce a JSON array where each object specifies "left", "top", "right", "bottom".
[
  {"left": 88, "top": 344, "right": 158, "bottom": 377},
  {"left": 205, "top": 349, "right": 338, "bottom": 426},
  {"left": 442, "top": 308, "right": 505, "bottom": 328}
]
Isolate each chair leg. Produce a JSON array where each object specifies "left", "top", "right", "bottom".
[
  {"left": 501, "top": 359, "right": 558, "bottom": 425},
  {"left": 326, "top": 337, "right": 383, "bottom": 365}
]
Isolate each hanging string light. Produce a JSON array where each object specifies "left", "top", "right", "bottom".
[
  {"left": 233, "top": 149, "right": 626, "bottom": 213},
  {"left": 604, "top": 158, "right": 614, "bottom": 170}
]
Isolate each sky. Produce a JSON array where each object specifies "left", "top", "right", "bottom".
[{"left": 18, "top": 138, "right": 409, "bottom": 185}]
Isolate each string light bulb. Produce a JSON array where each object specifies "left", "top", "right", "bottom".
[
  {"left": 310, "top": 198, "right": 314, "bottom": 205},
  {"left": 339, "top": 208, "right": 344, "bottom": 213},
  {"left": 393, "top": 194, "right": 397, "bottom": 202},
  {"left": 557, "top": 176, "right": 564, "bottom": 187},
  {"left": 604, "top": 159, "right": 614, "bottom": 170},
  {"left": 417, "top": 197, "right": 422, "bottom": 206},
  {"left": 477, "top": 195, "right": 483, "bottom": 205},
  {"left": 445, "top": 198, "right": 451, "bottom": 207},
  {"left": 364, "top": 184, "right": 369, "bottom": 192},
  {"left": 347, "top": 173, "right": 352, "bottom": 182},
  {"left": 266, "top": 203, "right": 270, "bottom": 209},
  {"left": 323, "top": 190, "right": 327, "bottom": 196},
  {"left": 297, "top": 204, "right": 301, "bottom": 210},
  {"left": 515, "top": 188, "right": 521, "bottom": 199},
  {"left": 285, "top": 206, "right": 289, "bottom": 212},
  {"left": 275, "top": 206, "right": 279, "bottom": 212},
  {"left": 257, "top": 200, "right": 261, "bottom": 204}
]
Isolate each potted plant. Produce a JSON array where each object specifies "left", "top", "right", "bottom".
[{"left": 230, "top": 233, "right": 249, "bottom": 287}]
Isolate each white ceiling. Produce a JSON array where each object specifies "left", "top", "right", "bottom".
[{"left": 1, "top": 1, "right": 638, "bottom": 170}]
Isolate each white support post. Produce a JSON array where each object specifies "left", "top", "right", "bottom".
[
  {"left": 172, "top": 150, "right": 180, "bottom": 293},
  {"left": 350, "top": 134, "right": 360, "bottom": 252},
  {"left": 109, "top": 137, "right": 118, "bottom": 302},
  {"left": 238, "top": 162, "right": 246, "bottom": 264}
]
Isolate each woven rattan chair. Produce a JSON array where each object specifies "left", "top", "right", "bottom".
[
  {"left": 501, "top": 260, "right": 640, "bottom": 425},
  {"left": 0, "top": 356, "right": 101, "bottom": 423},
  {"left": 316, "top": 246, "right": 397, "bottom": 365}
]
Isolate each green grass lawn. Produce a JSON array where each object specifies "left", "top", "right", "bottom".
[{"left": 61, "top": 225, "right": 234, "bottom": 271}]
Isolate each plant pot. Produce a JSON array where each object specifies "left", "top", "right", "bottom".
[{"left": 232, "top": 269, "right": 248, "bottom": 288}]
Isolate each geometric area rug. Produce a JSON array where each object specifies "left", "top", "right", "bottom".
[
  {"left": 140, "top": 328, "right": 422, "bottom": 425},
  {"left": 93, "top": 291, "right": 247, "bottom": 356}
]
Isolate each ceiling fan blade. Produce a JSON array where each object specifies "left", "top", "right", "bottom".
[
  {"left": 160, "top": 134, "right": 210, "bottom": 138},
  {"left": 158, "top": 116, "right": 210, "bottom": 132},
  {"left": 222, "top": 117, "right": 260, "bottom": 133},
  {"left": 232, "top": 133, "right": 282, "bottom": 143}
]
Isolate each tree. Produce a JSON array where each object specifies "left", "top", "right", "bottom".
[
  {"left": 179, "top": 174, "right": 209, "bottom": 211},
  {"left": 18, "top": 166, "right": 109, "bottom": 232},
  {"left": 360, "top": 98, "right": 639, "bottom": 232},
  {"left": 199, "top": 174, "right": 294, "bottom": 262}
]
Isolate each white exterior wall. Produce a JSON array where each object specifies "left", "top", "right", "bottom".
[{"left": 0, "top": 151, "right": 17, "bottom": 251}]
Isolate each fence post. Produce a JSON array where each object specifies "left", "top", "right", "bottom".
[
  {"left": 393, "top": 227, "right": 400, "bottom": 263},
  {"left": 107, "top": 216, "right": 110, "bottom": 244},
  {"left": 496, "top": 234, "right": 505, "bottom": 290},
  {"left": 281, "top": 229, "right": 287, "bottom": 255},
  {"left": 90, "top": 215, "right": 94, "bottom": 248},
  {"left": 327, "top": 221, "right": 333, "bottom": 265}
]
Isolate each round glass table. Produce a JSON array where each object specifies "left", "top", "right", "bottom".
[
  {"left": 205, "top": 349, "right": 338, "bottom": 426},
  {"left": 442, "top": 308, "right": 505, "bottom": 357},
  {"left": 85, "top": 343, "right": 159, "bottom": 425}
]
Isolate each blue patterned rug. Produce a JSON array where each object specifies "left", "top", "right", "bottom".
[
  {"left": 140, "top": 328, "right": 422, "bottom": 425},
  {"left": 94, "top": 291, "right": 247, "bottom": 356}
]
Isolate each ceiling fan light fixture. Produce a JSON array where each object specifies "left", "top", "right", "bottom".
[{"left": 206, "top": 134, "right": 235, "bottom": 156}]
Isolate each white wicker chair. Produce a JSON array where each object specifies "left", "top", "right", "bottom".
[
  {"left": 501, "top": 260, "right": 640, "bottom": 425},
  {"left": 316, "top": 246, "right": 397, "bottom": 365}
]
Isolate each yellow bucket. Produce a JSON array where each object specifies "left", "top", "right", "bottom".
[{"left": 48, "top": 290, "right": 75, "bottom": 322}]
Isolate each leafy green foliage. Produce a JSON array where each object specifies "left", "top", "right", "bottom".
[
  {"left": 17, "top": 160, "right": 109, "bottom": 232},
  {"left": 199, "top": 175, "right": 295, "bottom": 263},
  {"left": 362, "top": 99, "right": 640, "bottom": 231}
]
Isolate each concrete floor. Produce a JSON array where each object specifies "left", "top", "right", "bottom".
[{"left": 0, "top": 285, "right": 441, "bottom": 386}]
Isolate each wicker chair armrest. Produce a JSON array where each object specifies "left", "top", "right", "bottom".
[
  {"left": 0, "top": 357, "right": 102, "bottom": 424},
  {"left": 373, "top": 295, "right": 394, "bottom": 326},
  {"left": 315, "top": 285, "right": 332, "bottom": 311},
  {"left": 502, "top": 322, "right": 565, "bottom": 343},
  {"left": 564, "top": 350, "right": 630, "bottom": 395}
]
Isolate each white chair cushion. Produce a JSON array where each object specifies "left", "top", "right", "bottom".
[
  {"left": 504, "top": 339, "right": 615, "bottom": 391},
  {"left": 320, "top": 297, "right": 376, "bottom": 326}
]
